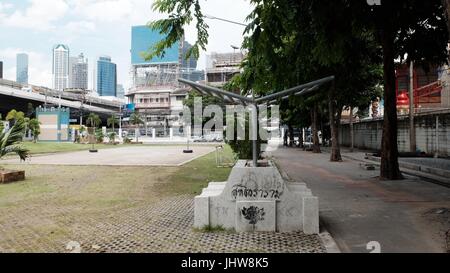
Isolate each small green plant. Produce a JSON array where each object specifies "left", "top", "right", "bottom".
[
  {"left": 27, "top": 118, "right": 41, "bottom": 143},
  {"left": 194, "top": 225, "right": 234, "bottom": 233},
  {"left": 124, "top": 137, "right": 132, "bottom": 144},
  {"left": 95, "top": 129, "right": 104, "bottom": 143},
  {"left": 108, "top": 132, "right": 117, "bottom": 144},
  {"left": 0, "top": 119, "right": 29, "bottom": 162}
]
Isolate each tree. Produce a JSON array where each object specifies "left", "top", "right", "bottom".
[
  {"left": 86, "top": 113, "right": 101, "bottom": 128},
  {"left": 28, "top": 118, "right": 41, "bottom": 143},
  {"left": 26, "top": 103, "right": 35, "bottom": 118},
  {"left": 129, "top": 113, "right": 144, "bottom": 142},
  {"left": 0, "top": 119, "right": 29, "bottom": 162},
  {"left": 361, "top": 1, "right": 448, "bottom": 179},
  {"left": 107, "top": 114, "right": 119, "bottom": 131},
  {"left": 6, "top": 110, "right": 25, "bottom": 125},
  {"left": 149, "top": 0, "right": 448, "bottom": 180}
]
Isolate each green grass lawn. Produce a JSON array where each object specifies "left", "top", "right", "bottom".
[
  {"left": 0, "top": 145, "right": 236, "bottom": 252},
  {"left": 157, "top": 145, "right": 236, "bottom": 196},
  {"left": 21, "top": 142, "right": 120, "bottom": 155}
]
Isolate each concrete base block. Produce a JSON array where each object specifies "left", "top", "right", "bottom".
[
  {"left": 194, "top": 160, "right": 320, "bottom": 234},
  {"left": 303, "top": 197, "right": 319, "bottom": 235},
  {"left": 194, "top": 196, "right": 209, "bottom": 229}
]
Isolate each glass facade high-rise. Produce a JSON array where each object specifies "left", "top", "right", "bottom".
[
  {"left": 16, "top": 53, "right": 28, "bottom": 84},
  {"left": 53, "top": 44, "right": 70, "bottom": 91},
  {"left": 97, "top": 56, "right": 117, "bottom": 97},
  {"left": 131, "top": 26, "right": 180, "bottom": 65}
]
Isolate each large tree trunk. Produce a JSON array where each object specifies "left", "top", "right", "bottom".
[
  {"left": 329, "top": 87, "right": 342, "bottom": 161},
  {"left": 311, "top": 104, "right": 321, "bottom": 153},
  {"left": 298, "top": 127, "right": 304, "bottom": 148},
  {"left": 380, "top": 25, "right": 403, "bottom": 180},
  {"left": 288, "top": 124, "right": 294, "bottom": 147},
  {"left": 442, "top": 0, "right": 450, "bottom": 37}
]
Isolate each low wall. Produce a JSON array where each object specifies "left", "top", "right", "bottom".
[{"left": 339, "top": 111, "right": 450, "bottom": 157}]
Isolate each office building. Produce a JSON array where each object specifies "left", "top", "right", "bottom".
[
  {"left": 127, "top": 25, "right": 196, "bottom": 137},
  {"left": 52, "top": 44, "right": 69, "bottom": 90},
  {"left": 117, "top": 84, "right": 125, "bottom": 99},
  {"left": 69, "top": 53, "right": 88, "bottom": 89},
  {"left": 96, "top": 56, "right": 117, "bottom": 97},
  {"left": 16, "top": 53, "right": 29, "bottom": 84}
]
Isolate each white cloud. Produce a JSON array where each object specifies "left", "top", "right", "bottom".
[
  {"left": 0, "top": 0, "right": 69, "bottom": 31},
  {"left": 70, "top": 0, "right": 134, "bottom": 23},
  {"left": 63, "top": 21, "right": 96, "bottom": 34}
]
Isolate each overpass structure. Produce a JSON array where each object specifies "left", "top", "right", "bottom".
[{"left": 0, "top": 79, "right": 123, "bottom": 120}]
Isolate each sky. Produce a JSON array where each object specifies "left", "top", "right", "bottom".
[{"left": 0, "top": 0, "right": 253, "bottom": 90}]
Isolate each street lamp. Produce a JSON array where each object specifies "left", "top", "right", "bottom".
[{"left": 203, "top": 14, "right": 247, "bottom": 27}]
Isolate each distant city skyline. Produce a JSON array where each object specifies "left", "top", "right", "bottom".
[{"left": 0, "top": 0, "right": 252, "bottom": 90}]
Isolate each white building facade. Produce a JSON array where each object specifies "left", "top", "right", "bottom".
[{"left": 52, "top": 44, "right": 70, "bottom": 91}]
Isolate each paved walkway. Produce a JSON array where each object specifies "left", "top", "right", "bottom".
[
  {"left": 2, "top": 146, "right": 216, "bottom": 166},
  {"left": 271, "top": 147, "right": 450, "bottom": 253},
  {"left": 0, "top": 195, "right": 325, "bottom": 253}
]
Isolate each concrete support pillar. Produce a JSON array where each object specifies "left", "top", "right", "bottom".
[
  {"left": 152, "top": 128, "right": 156, "bottom": 139},
  {"left": 170, "top": 128, "right": 173, "bottom": 139},
  {"left": 435, "top": 115, "right": 440, "bottom": 158}
]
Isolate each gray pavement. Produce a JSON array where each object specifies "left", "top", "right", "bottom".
[
  {"left": 2, "top": 146, "right": 216, "bottom": 166},
  {"left": 271, "top": 147, "right": 450, "bottom": 253}
]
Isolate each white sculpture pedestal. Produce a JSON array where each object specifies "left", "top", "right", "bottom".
[{"left": 194, "top": 160, "right": 319, "bottom": 234}]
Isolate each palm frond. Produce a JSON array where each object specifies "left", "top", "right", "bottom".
[{"left": 0, "top": 120, "right": 29, "bottom": 160}]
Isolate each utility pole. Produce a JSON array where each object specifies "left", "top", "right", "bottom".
[
  {"left": 349, "top": 106, "right": 354, "bottom": 152},
  {"left": 409, "top": 61, "right": 416, "bottom": 153}
]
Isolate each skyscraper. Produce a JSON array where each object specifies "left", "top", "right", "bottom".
[
  {"left": 116, "top": 84, "right": 125, "bottom": 99},
  {"left": 96, "top": 56, "right": 117, "bottom": 97},
  {"left": 0, "top": 61, "right": 3, "bottom": 79},
  {"left": 69, "top": 53, "right": 88, "bottom": 89},
  {"left": 52, "top": 44, "right": 69, "bottom": 91},
  {"left": 16, "top": 53, "right": 28, "bottom": 84}
]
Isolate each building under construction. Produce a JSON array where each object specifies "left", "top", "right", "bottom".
[{"left": 126, "top": 26, "right": 205, "bottom": 137}]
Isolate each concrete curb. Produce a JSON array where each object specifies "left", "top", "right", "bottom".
[
  {"left": 319, "top": 231, "right": 341, "bottom": 253},
  {"left": 341, "top": 153, "right": 450, "bottom": 188}
]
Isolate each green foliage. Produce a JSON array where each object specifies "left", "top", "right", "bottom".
[
  {"left": 107, "top": 114, "right": 119, "bottom": 130},
  {"left": 0, "top": 119, "right": 29, "bottom": 161},
  {"left": 0, "top": 114, "right": 4, "bottom": 133},
  {"left": 225, "top": 114, "right": 262, "bottom": 160},
  {"left": 26, "top": 103, "right": 35, "bottom": 118},
  {"left": 129, "top": 113, "right": 144, "bottom": 126},
  {"left": 95, "top": 129, "right": 104, "bottom": 143},
  {"left": 86, "top": 113, "right": 101, "bottom": 128},
  {"left": 6, "top": 110, "right": 25, "bottom": 125},
  {"left": 108, "top": 132, "right": 117, "bottom": 144},
  {"left": 28, "top": 118, "right": 41, "bottom": 143},
  {"left": 145, "top": 0, "right": 208, "bottom": 60}
]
